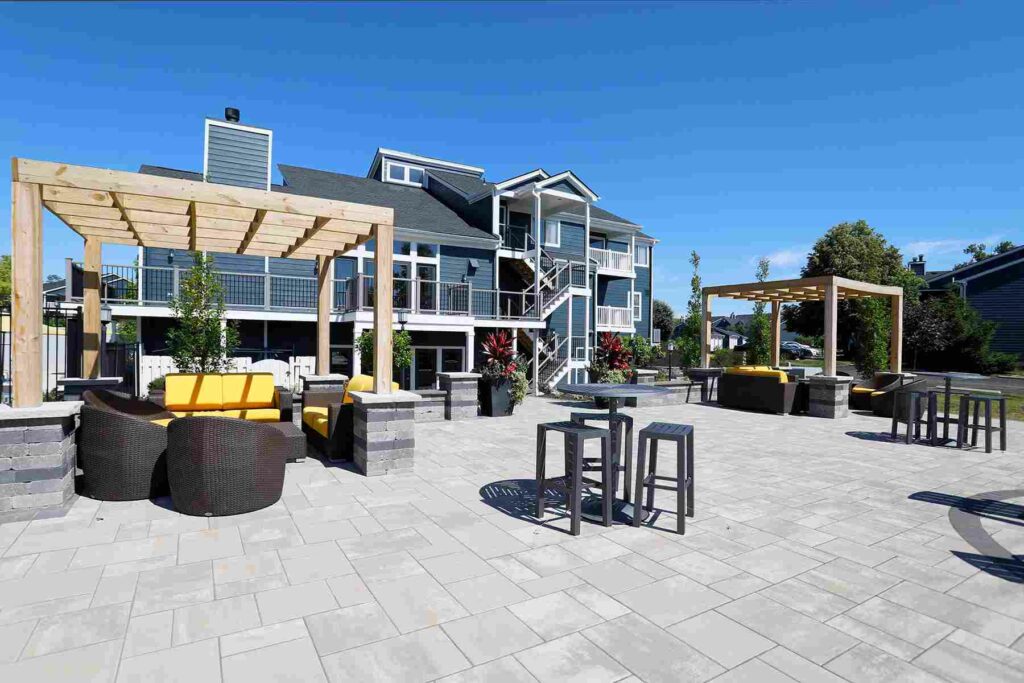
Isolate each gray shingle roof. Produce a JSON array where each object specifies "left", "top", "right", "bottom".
[
  {"left": 562, "top": 204, "right": 640, "bottom": 228},
  {"left": 427, "top": 169, "right": 493, "bottom": 198},
  {"left": 138, "top": 165, "right": 204, "bottom": 182},
  {"left": 278, "top": 165, "right": 496, "bottom": 243}
]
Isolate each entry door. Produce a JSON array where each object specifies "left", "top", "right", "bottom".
[
  {"left": 441, "top": 348, "right": 464, "bottom": 374},
  {"left": 414, "top": 349, "right": 438, "bottom": 390}
]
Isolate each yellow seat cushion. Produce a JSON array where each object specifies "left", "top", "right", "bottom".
[
  {"left": 165, "top": 374, "right": 224, "bottom": 411},
  {"left": 221, "top": 408, "right": 281, "bottom": 423},
  {"left": 171, "top": 410, "right": 235, "bottom": 418},
  {"left": 222, "top": 373, "right": 276, "bottom": 409},
  {"left": 871, "top": 391, "right": 885, "bottom": 397},
  {"left": 724, "top": 367, "right": 788, "bottom": 382},
  {"left": 303, "top": 406, "right": 329, "bottom": 437},
  {"left": 851, "top": 386, "right": 876, "bottom": 394},
  {"left": 151, "top": 418, "right": 173, "bottom": 428},
  {"left": 342, "top": 375, "right": 400, "bottom": 404}
]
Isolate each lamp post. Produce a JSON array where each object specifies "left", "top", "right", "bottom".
[
  {"left": 666, "top": 339, "right": 675, "bottom": 381},
  {"left": 99, "top": 303, "right": 112, "bottom": 377}
]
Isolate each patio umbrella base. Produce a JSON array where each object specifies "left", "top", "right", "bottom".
[{"left": 581, "top": 495, "right": 648, "bottom": 525}]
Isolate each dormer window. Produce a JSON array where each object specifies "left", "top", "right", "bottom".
[{"left": 386, "top": 161, "right": 425, "bottom": 186}]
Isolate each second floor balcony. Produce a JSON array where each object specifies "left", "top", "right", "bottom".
[
  {"left": 590, "top": 247, "right": 634, "bottom": 276},
  {"left": 76, "top": 263, "right": 542, "bottom": 321}
]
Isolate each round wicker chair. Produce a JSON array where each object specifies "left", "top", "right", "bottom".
[
  {"left": 78, "top": 404, "right": 170, "bottom": 501},
  {"left": 166, "top": 416, "right": 287, "bottom": 517}
]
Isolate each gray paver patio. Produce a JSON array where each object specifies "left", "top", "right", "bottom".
[{"left": 1, "top": 395, "right": 1023, "bottom": 681}]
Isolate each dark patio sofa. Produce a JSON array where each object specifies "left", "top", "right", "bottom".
[
  {"left": 301, "top": 389, "right": 353, "bottom": 462},
  {"left": 718, "top": 367, "right": 796, "bottom": 415},
  {"left": 850, "top": 372, "right": 904, "bottom": 411}
]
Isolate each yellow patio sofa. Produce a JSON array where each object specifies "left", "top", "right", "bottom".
[{"left": 162, "top": 373, "right": 290, "bottom": 423}]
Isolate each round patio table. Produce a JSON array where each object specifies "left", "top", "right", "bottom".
[{"left": 562, "top": 383, "right": 672, "bottom": 523}]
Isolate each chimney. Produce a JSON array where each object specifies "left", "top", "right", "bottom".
[
  {"left": 204, "top": 108, "right": 272, "bottom": 190},
  {"left": 909, "top": 254, "right": 926, "bottom": 277}
]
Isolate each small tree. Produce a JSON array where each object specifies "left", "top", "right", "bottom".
[
  {"left": 355, "top": 329, "right": 413, "bottom": 377},
  {"left": 0, "top": 255, "right": 11, "bottom": 298},
  {"left": 675, "top": 250, "right": 703, "bottom": 368},
  {"left": 745, "top": 257, "right": 772, "bottom": 365},
  {"left": 623, "top": 334, "right": 662, "bottom": 369},
  {"left": 652, "top": 300, "right": 675, "bottom": 342},
  {"left": 166, "top": 252, "right": 239, "bottom": 373}
]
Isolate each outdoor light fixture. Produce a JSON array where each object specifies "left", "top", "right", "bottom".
[
  {"left": 99, "top": 303, "right": 112, "bottom": 326},
  {"left": 666, "top": 339, "right": 676, "bottom": 380},
  {"left": 397, "top": 310, "right": 409, "bottom": 330}
]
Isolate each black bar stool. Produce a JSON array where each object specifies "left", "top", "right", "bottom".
[
  {"left": 632, "top": 422, "right": 694, "bottom": 534},
  {"left": 535, "top": 421, "right": 612, "bottom": 535},
  {"left": 957, "top": 394, "right": 1007, "bottom": 453},
  {"left": 891, "top": 389, "right": 930, "bottom": 444},
  {"left": 570, "top": 411, "right": 633, "bottom": 504}
]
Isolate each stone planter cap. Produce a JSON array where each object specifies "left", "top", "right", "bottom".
[
  {"left": 809, "top": 375, "right": 853, "bottom": 384},
  {"left": 348, "top": 390, "right": 421, "bottom": 405},
  {"left": 0, "top": 401, "right": 83, "bottom": 421},
  {"left": 634, "top": 369, "right": 659, "bottom": 376},
  {"left": 301, "top": 374, "right": 349, "bottom": 382},
  {"left": 58, "top": 377, "right": 123, "bottom": 385},
  {"left": 437, "top": 372, "right": 482, "bottom": 380}
]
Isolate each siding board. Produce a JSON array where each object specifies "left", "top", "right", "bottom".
[{"left": 206, "top": 123, "right": 270, "bottom": 190}]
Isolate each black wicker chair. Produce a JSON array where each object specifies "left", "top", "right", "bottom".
[
  {"left": 874, "top": 378, "right": 927, "bottom": 419},
  {"left": 301, "top": 390, "right": 353, "bottom": 462},
  {"left": 78, "top": 404, "right": 170, "bottom": 501},
  {"left": 166, "top": 416, "right": 287, "bottom": 517},
  {"left": 83, "top": 388, "right": 174, "bottom": 419},
  {"left": 850, "top": 372, "right": 903, "bottom": 411}
]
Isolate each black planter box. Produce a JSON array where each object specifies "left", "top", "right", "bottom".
[{"left": 480, "top": 379, "right": 514, "bottom": 417}]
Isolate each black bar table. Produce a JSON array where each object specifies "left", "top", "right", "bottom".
[
  {"left": 562, "top": 383, "right": 672, "bottom": 523},
  {"left": 684, "top": 368, "right": 724, "bottom": 402},
  {"left": 925, "top": 372, "right": 988, "bottom": 442}
]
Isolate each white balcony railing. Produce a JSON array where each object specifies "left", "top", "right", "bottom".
[
  {"left": 596, "top": 305, "right": 633, "bottom": 329},
  {"left": 591, "top": 247, "right": 632, "bottom": 273}
]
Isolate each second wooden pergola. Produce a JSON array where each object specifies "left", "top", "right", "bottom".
[
  {"left": 701, "top": 275, "right": 904, "bottom": 376},
  {"left": 11, "top": 158, "right": 397, "bottom": 408}
]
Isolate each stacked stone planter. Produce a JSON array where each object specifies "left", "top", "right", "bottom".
[
  {"left": 437, "top": 372, "right": 480, "bottom": 420},
  {"left": 351, "top": 390, "right": 419, "bottom": 476},
  {"left": 301, "top": 374, "right": 348, "bottom": 392},
  {"left": 627, "top": 369, "right": 659, "bottom": 407},
  {"left": 0, "top": 402, "right": 80, "bottom": 513}
]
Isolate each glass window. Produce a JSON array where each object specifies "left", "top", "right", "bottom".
[
  {"left": 388, "top": 163, "right": 404, "bottom": 181},
  {"left": 543, "top": 220, "right": 560, "bottom": 247},
  {"left": 442, "top": 348, "right": 464, "bottom": 373},
  {"left": 634, "top": 246, "right": 650, "bottom": 267},
  {"left": 408, "top": 167, "right": 424, "bottom": 184},
  {"left": 416, "top": 243, "right": 438, "bottom": 258},
  {"left": 633, "top": 292, "right": 643, "bottom": 322},
  {"left": 393, "top": 240, "right": 413, "bottom": 256}
]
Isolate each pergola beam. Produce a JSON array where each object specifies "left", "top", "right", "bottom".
[{"left": 11, "top": 181, "right": 42, "bottom": 407}]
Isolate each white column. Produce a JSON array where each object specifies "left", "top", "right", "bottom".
[
  {"left": 584, "top": 202, "right": 591, "bottom": 362},
  {"left": 465, "top": 329, "right": 475, "bottom": 371},
  {"left": 629, "top": 233, "right": 636, "bottom": 332},
  {"left": 532, "top": 330, "right": 540, "bottom": 396},
  {"left": 512, "top": 330, "right": 518, "bottom": 353},
  {"left": 567, "top": 295, "right": 574, "bottom": 359},
  {"left": 352, "top": 324, "right": 364, "bottom": 376},
  {"left": 532, "top": 192, "right": 542, "bottom": 298}
]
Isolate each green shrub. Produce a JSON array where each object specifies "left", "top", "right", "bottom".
[
  {"left": 711, "top": 348, "right": 745, "bottom": 367},
  {"left": 148, "top": 376, "right": 165, "bottom": 392}
]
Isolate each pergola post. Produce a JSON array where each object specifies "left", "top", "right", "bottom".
[
  {"left": 316, "top": 254, "right": 331, "bottom": 374},
  {"left": 889, "top": 292, "right": 903, "bottom": 373},
  {"left": 82, "top": 237, "right": 102, "bottom": 378},
  {"left": 823, "top": 280, "right": 838, "bottom": 376},
  {"left": 770, "top": 301, "right": 781, "bottom": 367},
  {"left": 11, "top": 181, "right": 42, "bottom": 407},
  {"left": 700, "top": 292, "right": 713, "bottom": 368},
  {"left": 372, "top": 223, "right": 394, "bottom": 393}
]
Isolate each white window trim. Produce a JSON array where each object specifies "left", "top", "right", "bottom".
[
  {"left": 632, "top": 292, "right": 643, "bottom": 322},
  {"left": 634, "top": 245, "right": 650, "bottom": 267},
  {"left": 543, "top": 219, "right": 561, "bottom": 248},
  {"left": 385, "top": 160, "right": 426, "bottom": 187}
]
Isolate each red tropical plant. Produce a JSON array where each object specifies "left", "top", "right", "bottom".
[
  {"left": 480, "top": 330, "right": 523, "bottom": 379},
  {"left": 597, "top": 332, "right": 632, "bottom": 371}
]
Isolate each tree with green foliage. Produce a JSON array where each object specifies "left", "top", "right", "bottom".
[
  {"left": 0, "top": 255, "right": 11, "bottom": 298},
  {"left": 782, "top": 220, "right": 920, "bottom": 377},
  {"left": 623, "top": 334, "right": 663, "bottom": 369},
  {"left": 674, "top": 251, "right": 703, "bottom": 368},
  {"left": 953, "top": 241, "right": 1015, "bottom": 269},
  {"left": 166, "top": 252, "right": 239, "bottom": 373},
  {"left": 652, "top": 299, "right": 675, "bottom": 343},
  {"left": 906, "top": 288, "right": 1016, "bottom": 374},
  {"left": 745, "top": 257, "right": 772, "bottom": 365},
  {"left": 355, "top": 329, "right": 413, "bottom": 379}
]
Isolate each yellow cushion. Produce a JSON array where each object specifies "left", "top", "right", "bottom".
[
  {"left": 871, "top": 391, "right": 885, "bottom": 397},
  {"left": 151, "top": 418, "right": 173, "bottom": 428},
  {"left": 851, "top": 386, "right": 876, "bottom": 394},
  {"left": 221, "top": 408, "right": 281, "bottom": 423},
  {"left": 222, "top": 373, "right": 277, "bottom": 409},
  {"left": 165, "top": 374, "right": 223, "bottom": 411},
  {"left": 724, "top": 367, "right": 787, "bottom": 382},
  {"left": 342, "top": 375, "right": 400, "bottom": 404},
  {"left": 171, "top": 410, "right": 234, "bottom": 418},
  {"left": 303, "top": 406, "right": 329, "bottom": 437}
]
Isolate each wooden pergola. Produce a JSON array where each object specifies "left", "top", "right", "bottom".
[
  {"left": 701, "top": 275, "right": 904, "bottom": 376},
  {"left": 10, "top": 158, "right": 397, "bottom": 408}
]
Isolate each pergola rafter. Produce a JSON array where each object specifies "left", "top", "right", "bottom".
[
  {"left": 701, "top": 275, "right": 904, "bottom": 376},
  {"left": 10, "top": 157, "right": 397, "bottom": 407}
]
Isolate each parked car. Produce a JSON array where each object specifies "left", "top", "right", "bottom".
[{"left": 781, "top": 341, "right": 812, "bottom": 359}]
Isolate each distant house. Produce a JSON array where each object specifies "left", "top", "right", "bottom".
[{"left": 912, "top": 247, "right": 1024, "bottom": 358}]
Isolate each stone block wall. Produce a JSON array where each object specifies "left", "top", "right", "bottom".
[
  {"left": 808, "top": 376, "right": 852, "bottom": 419},
  {"left": 0, "top": 403, "right": 80, "bottom": 511},
  {"left": 413, "top": 390, "right": 446, "bottom": 423},
  {"left": 438, "top": 373, "right": 480, "bottom": 421},
  {"left": 351, "top": 390, "right": 419, "bottom": 477},
  {"left": 301, "top": 374, "right": 349, "bottom": 393}
]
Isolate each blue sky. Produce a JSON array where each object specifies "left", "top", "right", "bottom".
[{"left": 2, "top": 2, "right": 1022, "bottom": 315}]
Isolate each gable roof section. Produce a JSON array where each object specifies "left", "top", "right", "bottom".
[
  {"left": 534, "top": 171, "right": 598, "bottom": 201},
  {"left": 426, "top": 168, "right": 494, "bottom": 199},
  {"left": 278, "top": 164, "right": 496, "bottom": 245},
  {"left": 925, "top": 244, "right": 1024, "bottom": 286},
  {"left": 560, "top": 204, "right": 640, "bottom": 228},
  {"left": 493, "top": 169, "right": 550, "bottom": 192},
  {"left": 367, "top": 148, "right": 484, "bottom": 180}
]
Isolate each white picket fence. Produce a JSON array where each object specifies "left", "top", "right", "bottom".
[{"left": 141, "top": 356, "right": 317, "bottom": 396}]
